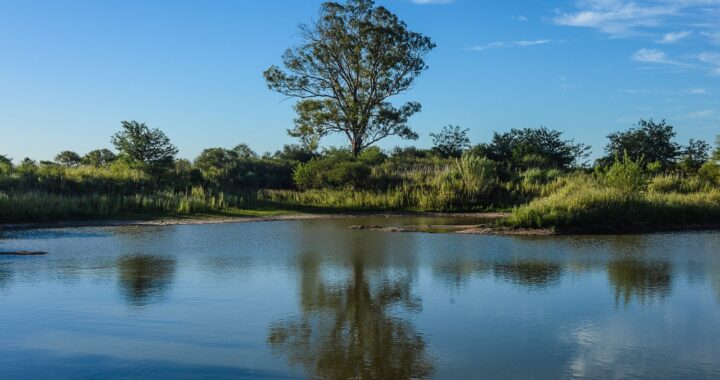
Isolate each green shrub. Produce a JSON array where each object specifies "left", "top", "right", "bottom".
[{"left": 604, "top": 153, "right": 648, "bottom": 196}]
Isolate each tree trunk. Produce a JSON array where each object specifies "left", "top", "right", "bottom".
[{"left": 351, "top": 138, "right": 363, "bottom": 157}]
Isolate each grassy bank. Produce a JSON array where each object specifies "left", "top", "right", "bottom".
[{"left": 504, "top": 174, "right": 720, "bottom": 233}]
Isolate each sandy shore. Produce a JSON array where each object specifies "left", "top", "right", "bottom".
[{"left": 0, "top": 212, "right": 511, "bottom": 232}]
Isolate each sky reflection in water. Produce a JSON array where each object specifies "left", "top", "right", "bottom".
[{"left": 0, "top": 218, "right": 719, "bottom": 379}]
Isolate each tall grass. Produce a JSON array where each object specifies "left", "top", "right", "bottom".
[{"left": 505, "top": 174, "right": 720, "bottom": 233}]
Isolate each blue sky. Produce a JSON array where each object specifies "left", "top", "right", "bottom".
[{"left": 1, "top": 0, "right": 718, "bottom": 161}]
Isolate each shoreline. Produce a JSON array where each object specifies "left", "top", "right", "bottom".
[
  {"left": 0, "top": 211, "right": 510, "bottom": 232},
  {"left": 2, "top": 212, "right": 718, "bottom": 236}
]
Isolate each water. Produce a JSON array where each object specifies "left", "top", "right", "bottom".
[{"left": 1, "top": 217, "right": 719, "bottom": 379}]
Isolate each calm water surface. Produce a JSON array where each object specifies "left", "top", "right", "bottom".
[{"left": 1, "top": 217, "right": 719, "bottom": 379}]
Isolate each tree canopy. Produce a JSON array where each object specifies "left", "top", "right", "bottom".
[
  {"left": 54, "top": 151, "right": 82, "bottom": 167},
  {"left": 111, "top": 121, "right": 178, "bottom": 170},
  {"left": 430, "top": 125, "right": 470, "bottom": 158},
  {"left": 600, "top": 119, "right": 680, "bottom": 169},
  {"left": 470, "top": 127, "right": 590, "bottom": 170},
  {"left": 264, "top": 0, "right": 435, "bottom": 156},
  {"left": 82, "top": 149, "right": 117, "bottom": 167},
  {"left": 679, "top": 139, "right": 710, "bottom": 173}
]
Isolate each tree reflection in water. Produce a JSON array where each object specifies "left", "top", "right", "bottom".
[
  {"left": 117, "top": 255, "right": 176, "bottom": 308},
  {"left": 0, "top": 264, "right": 12, "bottom": 290},
  {"left": 493, "top": 261, "right": 563, "bottom": 289},
  {"left": 608, "top": 259, "right": 671, "bottom": 305},
  {"left": 267, "top": 249, "right": 434, "bottom": 379}
]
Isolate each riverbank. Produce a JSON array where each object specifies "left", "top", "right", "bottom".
[{"left": 0, "top": 211, "right": 510, "bottom": 232}]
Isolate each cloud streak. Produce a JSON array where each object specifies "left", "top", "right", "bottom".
[
  {"left": 553, "top": 0, "right": 720, "bottom": 40},
  {"left": 632, "top": 48, "right": 682, "bottom": 65},
  {"left": 657, "top": 31, "right": 692, "bottom": 44},
  {"left": 469, "top": 39, "right": 552, "bottom": 51}
]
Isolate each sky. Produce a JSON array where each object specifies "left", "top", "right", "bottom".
[{"left": 1, "top": 0, "right": 719, "bottom": 161}]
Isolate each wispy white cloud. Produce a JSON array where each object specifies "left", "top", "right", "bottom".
[
  {"left": 657, "top": 30, "right": 692, "bottom": 44},
  {"left": 698, "top": 51, "right": 720, "bottom": 75},
  {"left": 686, "top": 87, "right": 709, "bottom": 95},
  {"left": 701, "top": 31, "right": 720, "bottom": 45},
  {"left": 513, "top": 15, "right": 529, "bottom": 22},
  {"left": 632, "top": 48, "right": 682, "bottom": 65},
  {"left": 682, "top": 108, "right": 716, "bottom": 119},
  {"left": 554, "top": 1, "right": 677, "bottom": 36},
  {"left": 469, "top": 39, "right": 552, "bottom": 51},
  {"left": 553, "top": 0, "right": 720, "bottom": 37}
]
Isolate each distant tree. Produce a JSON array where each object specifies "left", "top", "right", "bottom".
[
  {"left": 679, "top": 139, "right": 710, "bottom": 173},
  {"left": 274, "top": 144, "right": 318, "bottom": 163},
  {"left": 54, "top": 151, "right": 82, "bottom": 167},
  {"left": 713, "top": 135, "right": 720, "bottom": 162},
  {"left": 82, "top": 149, "right": 117, "bottom": 167},
  {"left": 194, "top": 148, "right": 237, "bottom": 174},
  {"left": 471, "top": 127, "right": 590, "bottom": 170},
  {"left": 111, "top": 121, "right": 178, "bottom": 170},
  {"left": 430, "top": 125, "right": 470, "bottom": 158},
  {"left": 0, "top": 155, "right": 12, "bottom": 173},
  {"left": 232, "top": 144, "right": 258, "bottom": 159},
  {"left": 17, "top": 158, "right": 37, "bottom": 173},
  {"left": 264, "top": 0, "right": 435, "bottom": 156},
  {"left": 600, "top": 119, "right": 680, "bottom": 169}
]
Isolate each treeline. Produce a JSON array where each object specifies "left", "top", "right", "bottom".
[{"left": 0, "top": 119, "right": 719, "bottom": 223}]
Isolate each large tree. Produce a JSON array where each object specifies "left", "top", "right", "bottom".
[
  {"left": 599, "top": 119, "right": 681, "bottom": 169},
  {"left": 264, "top": 0, "right": 435, "bottom": 156},
  {"left": 111, "top": 121, "right": 178, "bottom": 170}
]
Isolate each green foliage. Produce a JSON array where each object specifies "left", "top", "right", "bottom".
[
  {"left": 233, "top": 143, "right": 258, "bottom": 159},
  {"left": 600, "top": 119, "right": 680, "bottom": 169},
  {"left": 678, "top": 139, "right": 710, "bottom": 174},
  {"left": 431, "top": 125, "right": 470, "bottom": 158},
  {"left": 54, "top": 151, "right": 82, "bottom": 167},
  {"left": 471, "top": 127, "right": 590, "bottom": 170},
  {"left": 699, "top": 162, "right": 720, "bottom": 185},
  {"left": 264, "top": 0, "right": 434, "bottom": 155},
  {"left": 293, "top": 156, "right": 371, "bottom": 190},
  {"left": 0, "top": 155, "right": 12, "bottom": 174},
  {"left": 713, "top": 135, "right": 720, "bottom": 162},
  {"left": 648, "top": 174, "right": 711, "bottom": 194},
  {"left": 604, "top": 153, "right": 648, "bottom": 196},
  {"left": 111, "top": 121, "right": 178, "bottom": 170},
  {"left": 82, "top": 149, "right": 117, "bottom": 167},
  {"left": 505, "top": 174, "right": 720, "bottom": 233}
]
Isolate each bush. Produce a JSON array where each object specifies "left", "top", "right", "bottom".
[
  {"left": 604, "top": 153, "right": 648, "bottom": 196},
  {"left": 293, "top": 157, "right": 371, "bottom": 190}
]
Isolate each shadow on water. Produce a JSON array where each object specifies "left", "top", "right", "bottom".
[
  {"left": 493, "top": 261, "right": 563, "bottom": 289},
  {"left": 608, "top": 259, "right": 672, "bottom": 306},
  {"left": 117, "top": 254, "right": 176, "bottom": 308},
  {"left": 0, "top": 264, "right": 12, "bottom": 290},
  {"left": 267, "top": 228, "right": 435, "bottom": 380}
]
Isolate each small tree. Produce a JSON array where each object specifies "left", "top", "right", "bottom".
[
  {"left": 600, "top": 119, "right": 680, "bottom": 169},
  {"left": 605, "top": 153, "right": 648, "bottom": 196},
  {"left": 679, "top": 139, "right": 710, "bottom": 174},
  {"left": 82, "top": 149, "right": 117, "bottom": 167},
  {"left": 111, "top": 121, "right": 178, "bottom": 171},
  {"left": 431, "top": 125, "right": 470, "bottom": 158},
  {"left": 54, "top": 151, "right": 82, "bottom": 167},
  {"left": 713, "top": 135, "right": 720, "bottom": 162},
  {"left": 264, "top": 0, "right": 435, "bottom": 156}
]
